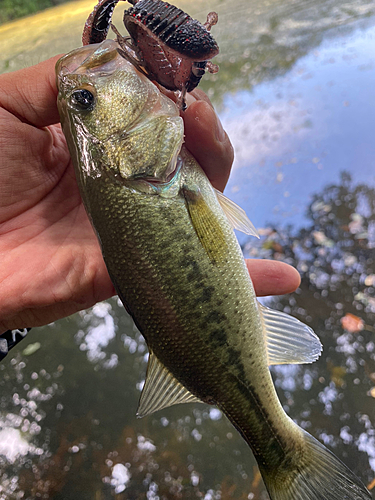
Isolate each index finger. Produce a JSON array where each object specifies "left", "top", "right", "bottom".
[
  {"left": 247, "top": 260, "right": 301, "bottom": 297},
  {"left": 183, "top": 94, "right": 234, "bottom": 192},
  {"left": 160, "top": 87, "right": 234, "bottom": 192},
  {"left": 0, "top": 55, "right": 61, "bottom": 128}
]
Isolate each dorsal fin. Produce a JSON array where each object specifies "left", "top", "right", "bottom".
[
  {"left": 137, "top": 351, "right": 202, "bottom": 418},
  {"left": 214, "top": 188, "right": 259, "bottom": 238},
  {"left": 258, "top": 302, "right": 322, "bottom": 365}
]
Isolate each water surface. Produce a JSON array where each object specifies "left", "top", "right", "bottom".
[{"left": 0, "top": 0, "right": 374, "bottom": 498}]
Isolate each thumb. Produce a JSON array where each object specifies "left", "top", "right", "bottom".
[{"left": 0, "top": 55, "right": 62, "bottom": 128}]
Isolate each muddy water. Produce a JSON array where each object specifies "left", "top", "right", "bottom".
[{"left": 0, "top": 0, "right": 374, "bottom": 498}]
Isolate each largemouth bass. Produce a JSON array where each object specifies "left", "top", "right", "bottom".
[{"left": 56, "top": 40, "right": 371, "bottom": 500}]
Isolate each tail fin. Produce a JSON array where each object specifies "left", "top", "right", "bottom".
[{"left": 260, "top": 430, "right": 371, "bottom": 500}]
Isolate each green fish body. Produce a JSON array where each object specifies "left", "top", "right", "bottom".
[{"left": 56, "top": 40, "right": 371, "bottom": 500}]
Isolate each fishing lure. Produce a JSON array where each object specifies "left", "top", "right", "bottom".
[{"left": 82, "top": 0, "right": 219, "bottom": 108}]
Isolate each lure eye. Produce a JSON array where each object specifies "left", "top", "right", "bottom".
[{"left": 70, "top": 88, "right": 95, "bottom": 111}]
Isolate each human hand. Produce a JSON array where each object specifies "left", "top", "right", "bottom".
[{"left": 0, "top": 57, "right": 299, "bottom": 332}]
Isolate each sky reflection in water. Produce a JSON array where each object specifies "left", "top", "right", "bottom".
[{"left": 220, "top": 23, "right": 375, "bottom": 241}]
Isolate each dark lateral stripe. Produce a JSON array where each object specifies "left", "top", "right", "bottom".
[{"left": 0, "top": 328, "right": 31, "bottom": 361}]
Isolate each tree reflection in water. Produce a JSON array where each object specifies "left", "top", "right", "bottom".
[
  {"left": 245, "top": 173, "right": 375, "bottom": 496},
  {"left": 0, "top": 177, "right": 374, "bottom": 499}
]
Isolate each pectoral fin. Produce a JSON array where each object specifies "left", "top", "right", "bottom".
[
  {"left": 214, "top": 189, "right": 260, "bottom": 238},
  {"left": 258, "top": 302, "right": 322, "bottom": 365},
  {"left": 183, "top": 187, "right": 228, "bottom": 264},
  {"left": 137, "top": 351, "right": 202, "bottom": 418}
]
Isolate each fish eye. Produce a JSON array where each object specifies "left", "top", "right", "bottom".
[{"left": 70, "top": 88, "right": 95, "bottom": 112}]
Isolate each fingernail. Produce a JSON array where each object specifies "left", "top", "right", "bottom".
[
  {"left": 214, "top": 111, "right": 226, "bottom": 143},
  {"left": 184, "top": 93, "right": 197, "bottom": 108}
]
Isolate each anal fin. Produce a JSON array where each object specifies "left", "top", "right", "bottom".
[{"left": 137, "top": 351, "right": 202, "bottom": 418}]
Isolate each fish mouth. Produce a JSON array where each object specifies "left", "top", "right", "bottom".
[{"left": 56, "top": 39, "right": 140, "bottom": 86}]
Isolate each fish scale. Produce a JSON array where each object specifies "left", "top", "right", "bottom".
[{"left": 82, "top": 148, "right": 300, "bottom": 467}]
